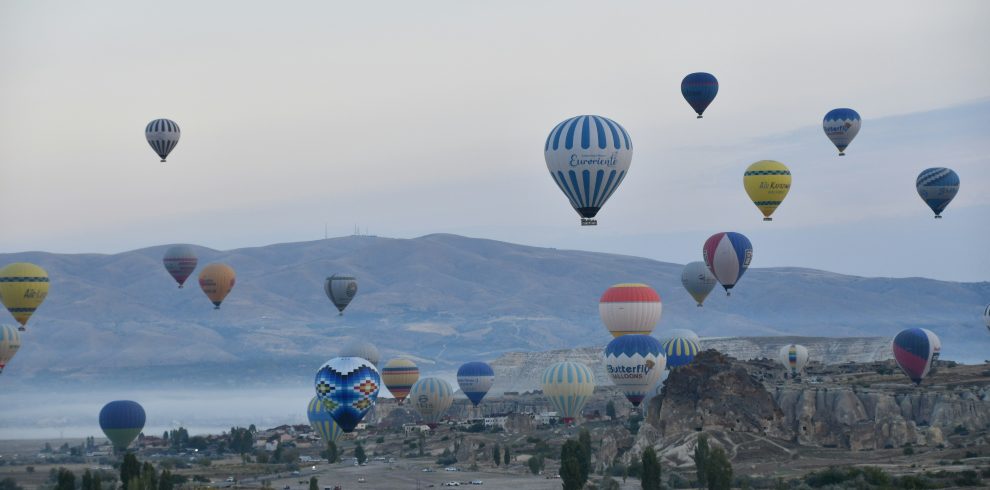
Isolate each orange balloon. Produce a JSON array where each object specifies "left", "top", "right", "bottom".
[{"left": 198, "top": 263, "right": 236, "bottom": 309}]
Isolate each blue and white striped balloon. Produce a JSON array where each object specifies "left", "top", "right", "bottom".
[
  {"left": 916, "top": 167, "right": 960, "bottom": 218},
  {"left": 604, "top": 335, "right": 665, "bottom": 407},
  {"left": 544, "top": 115, "right": 632, "bottom": 225},
  {"left": 541, "top": 361, "right": 595, "bottom": 423},
  {"left": 822, "top": 108, "right": 861, "bottom": 156},
  {"left": 409, "top": 377, "right": 455, "bottom": 425},
  {"left": 145, "top": 118, "right": 181, "bottom": 162}
]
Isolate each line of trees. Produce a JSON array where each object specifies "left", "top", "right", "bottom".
[{"left": 693, "top": 434, "right": 733, "bottom": 490}]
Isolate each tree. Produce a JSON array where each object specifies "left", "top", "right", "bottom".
[
  {"left": 493, "top": 444, "right": 500, "bottom": 467},
  {"left": 559, "top": 441, "right": 585, "bottom": 490},
  {"left": 418, "top": 432, "right": 425, "bottom": 456},
  {"left": 158, "top": 470, "right": 173, "bottom": 490},
  {"left": 527, "top": 455, "right": 543, "bottom": 475},
  {"left": 82, "top": 470, "right": 94, "bottom": 490},
  {"left": 120, "top": 453, "right": 141, "bottom": 490},
  {"left": 503, "top": 447, "right": 510, "bottom": 466},
  {"left": 56, "top": 468, "right": 76, "bottom": 490},
  {"left": 140, "top": 462, "right": 158, "bottom": 490},
  {"left": 577, "top": 428, "right": 592, "bottom": 483},
  {"left": 308, "top": 477, "right": 318, "bottom": 490},
  {"left": 321, "top": 441, "right": 339, "bottom": 463},
  {"left": 705, "top": 447, "right": 732, "bottom": 490},
  {"left": 601, "top": 475, "right": 621, "bottom": 490},
  {"left": 93, "top": 472, "right": 102, "bottom": 490},
  {"left": 0, "top": 477, "right": 23, "bottom": 490},
  {"left": 606, "top": 400, "right": 617, "bottom": 420},
  {"left": 694, "top": 434, "right": 710, "bottom": 489},
  {"left": 640, "top": 447, "right": 662, "bottom": 490},
  {"left": 354, "top": 443, "right": 367, "bottom": 465},
  {"left": 162, "top": 431, "right": 169, "bottom": 442}
]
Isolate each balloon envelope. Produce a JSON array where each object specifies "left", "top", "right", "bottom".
[
  {"left": 0, "top": 262, "right": 49, "bottom": 330},
  {"left": 822, "top": 108, "right": 861, "bottom": 155},
  {"left": 680, "top": 262, "right": 717, "bottom": 307},
  {"left": 778, "top": 344, "right": 809, "bottom": 375},
  {"left": 702, "top": 232, "right": 753, "bottom": 294},
  {"left": 545, "top": 115, "right": 632, "bottom": 224},
  {"left": 743, "top": 160, "right": 791, "bottom": 221},
  {"left": 307, "top": 396, "right": 344, "bottom": 444},
  {"left": 162, "top": 245, "right": 198, "bottom": 288},
  {"left": 916, "top": 168, "right": 960, "bottom": 218},
  {"left": 541, "top": 361, "right": 595, "bottom": 423},
  {"left": 325, "top": 275, "right": 358, "bottom": 314},
  {"left": 662, "top": 336, "right": 700, "bottom": 369},
  {"left": 198, "top": 263, "right": 235, "bottom": 309},
  {"left": 599, "top": 283, "right": 662, "bottom": 337},
  {"left": 681, "top": 72, "right": 719, "bottom": 118},
  {"left": 409, "top": 377, "right": 455, "bottom": 425},
  {"left": 340, "top": 341, "right": 380, "bottom": 367},
  {"left": 604, "top": 335, "right": 665, "bottom": 407},
  {"left": 0, "top": 325, "right": 22, "bottom": 374},
  {"left": 457, "top": 361, "right": 495, "bottom": 407},
  {"left": 382, "top": 358, "right": 419, "bottom": 403},
  {"left": 145, "top": 118, "right": 180, "bottom": 162},
  {"left": 892, "top": 328, "right": 940, "bottom": 385},
  {"left": 314, "top": 357, "right": 381, "bottom": 432},
  {"left": 99, "top": 400, "right": 146, "bottom": 451},
  {"left": 984, "top": 305, "right": 990, "bottom": 332}
]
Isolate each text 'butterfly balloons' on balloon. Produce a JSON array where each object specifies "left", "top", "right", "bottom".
[{"left": 823, "top": 108, "right": 861, "bottom": 156}]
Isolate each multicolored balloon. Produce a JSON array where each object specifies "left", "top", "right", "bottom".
[
  {"left": 145, "top": 118, "right": 180, "bottom": 162},
  {"left": 680, "top": 262, "right": 717, "bottom": 307},
  {"left": 382, "top": 358, "right": 419, "bottom": 404},
  {"left": 325, "top": 274, "right": 358, "bottom": 315},
  {"left": 541, "top": 361, "right": 595, "bottom": 424},
  {"left": 0, "top": 262, "right": 50, "bottom": 331},
  {"left": 340, "top": 340, "right": 380, "bottom": 367},
  {"left": 743, "top": 160, "right": 791, "bottom": 221},
  {"left": 662, "top": 335, "right": 700, "bottom": 369},
  {"left": 599, "top": 283, "right": 662, "bottom": 337},
  {"left": 681, "top": 72, "right": 719, "bottom": 118},
  {"left": 604, "top": 335, "right": 665, "bottom": 407},
  {"left": 822, "top": 108, "right": 861, "bottom": 156},
  {"left": 99, "top": 400, "right": 146, "bottom": 451},
  {"left": 408, "top": 377, "right": 455, "bottom": 426},
  {"left": 314, "top": 357, "right": 381, "bottom": 432},
  {"left": 457, "top": 361, "right": 495, "bottom": 407},
  {"left": 916, "top": 168, "right": 960, "bottom": 219},
  {"left": 198, "top": 263, "right": 235, "bottom": 309},
  {"left": 892, "top": 328, "right": 941, "bottom": 385},
  {"left": 0, "top": 325, "right": 22, "bottom": 374},
  {"left": 702, "top": 232, "right": 753, "bottom": 295},
  {"left": 162, "top": 245, "right": 197, "bottom": 288},
  {"left": 545, "top": 115, "right": 632, "bottom": 226},
  {"left": 307, "top": 396, "right": 344, "bottom": 444},
  {"left": 778, "top": 344, "right": 809, "bottom": 376}
]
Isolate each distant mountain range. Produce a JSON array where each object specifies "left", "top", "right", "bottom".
[{"left": 0, "top": 234, "right": 986, "bottom": 389}]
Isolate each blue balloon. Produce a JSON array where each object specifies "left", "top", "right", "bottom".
[
  {"left": 307, "top": 396, "right": 344, "bottom": 444},
  {"left": 604, "top": 334, "right": 665, "bottom": 407},
  {"left": 916, "top": 167, "right": 960, "bottom": 218},
  {"left": 314, "top": 357, "right": 381, "bottom": 432},
  {"left": 456, "top": 361, "right": 495, "bottom": 407},
  {"left": 662, "top": 337, "right": 700, "bottom": 368},
  {"left": 892, "top": 328, "right": 940, "bottom": 385},
  {"left": 681, "top": 73, "right": 719, "bottom": 118},
  {"left": 99, "top": 400, "right": 146, "bottom": 451},
  {"left": 823, "top": 108, "right": 861, "bottom": 155}
]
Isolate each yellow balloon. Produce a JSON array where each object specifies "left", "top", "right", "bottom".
[
  {"left": 198, "top": 263, "right": 236, "bottom": 309},
  {"left": 743, "top": 160, "right": 791, "bottom": 221},
  {"left": 0, "top": 263, "right": 50, "bottom": 330}
]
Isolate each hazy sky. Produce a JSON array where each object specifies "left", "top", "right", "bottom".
[{"left": 1, "top": 1, "right": 988, "bottom": 281}]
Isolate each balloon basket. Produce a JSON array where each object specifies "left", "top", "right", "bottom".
[
  {"left": 580, "top": 218, "right": 597, "bottom": 226},
  {"left": 763, "top": 217, "right": 772, "bottom": 222},
  {"left": 934, "top": 215, "right": 942, "bottom": 219},
  {"left": 18, "top": 326, "right": 25, "bottom": 332},
  {"left": 161, "top": 159, "right": 167, "bottom": 163},
  {"left": 697, "top": 115, "right": 703, "bottom": 119},
  {"left": 697, "top": 304, "right": 703, "bottom": 307},
  {"left": 838, "top": 152, "right": 845, "bottom": 156}
]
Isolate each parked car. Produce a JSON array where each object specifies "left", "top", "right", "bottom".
[
  {"left": 357, "top": 477, "right": 366, "bottom": 483},
  {"left": 470, "top": 481, "right": 483, "bottom": 485},
  {"left": 444, "top": 467, "right": 459, "bottom": 472}
]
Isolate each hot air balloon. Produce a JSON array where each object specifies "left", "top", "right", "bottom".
[
  {"left": 146, "top": 118, "right": 180, "bottom": 162},
  {"left": 325, "top": 275, "right": 358, "bottom": 315},
  {"left": 0, "top": 262, "right": 49, "bottom": 331},
  {"left": 662, "top": 335, "right": 700, "bottom": 369},
  {"left": 662, "top": 329, "right": 700, "bottom": 344},
  {"left": 984, "top": 305, "right": 990, "bottom": 333},
  {"left": 681, "top": 262, "right": 717, "bottom": 307},
  {"left": 778, "top": 344, "right": 809, "bottom": 376},
  {"left": 307, "top": 396, "right": 344, "bottom": 444},
  {"left": 314, "top": 357, "right": 381, "bottom": 432},
  {"left": 408, "top": 377, "right": 455, "bottom": 427},
  {"left": 456, "top": 362, "right": 495, "bottom": 407},
  {"left": 743, "top": 160, "right": 791, "bottom": 221},
  {"left": 382, "top": 358, "right": 419, "bottom": 404},
  {"left": 541, "top": 361, "right": 595, "bottom": 424},
  {"left": 99, "top": 400, "right": 146, "bottom": 451},
  {"left": 702, "top": 232, "right": 753, "bottom": 295},
  {"left": 681, "top": 72, "right": 719, "bottom": 118},
  {"left": 340, "top": 340, "right": 380, "bottom": 367},
  {"left": 892, "top": 328, "right": 941, "bottom": 385},
  {"left": 604, "top": 335, "right": 665, "bottom": 407},
  {"left": 162, "top": 245, "right": 197, "bottom": 288},
  {"left": 0, "top": 325, "right": 22, "bottom": 374},
  {"left": 822, "top": 108, "right": 860, "bottom": 156},
  {"left": 599, "top": 284, "right": 662, "bottom": 337},
  {"left": 198, "top": 263, "right": 235, "bottom": 309},
  {"left": 916, "top": 168, "right": 960, "bottom": 219},
  {"left": 545, "top": 115, "right": 633, "bottom": 226}
]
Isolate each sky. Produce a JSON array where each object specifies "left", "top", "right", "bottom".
[{"left": 1, "top": 1, "right": 988, "bottom": 281}]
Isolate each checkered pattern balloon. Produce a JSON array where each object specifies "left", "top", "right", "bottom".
[{"left": 314, "top": 356, "right": 381, "bottom": 432}]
